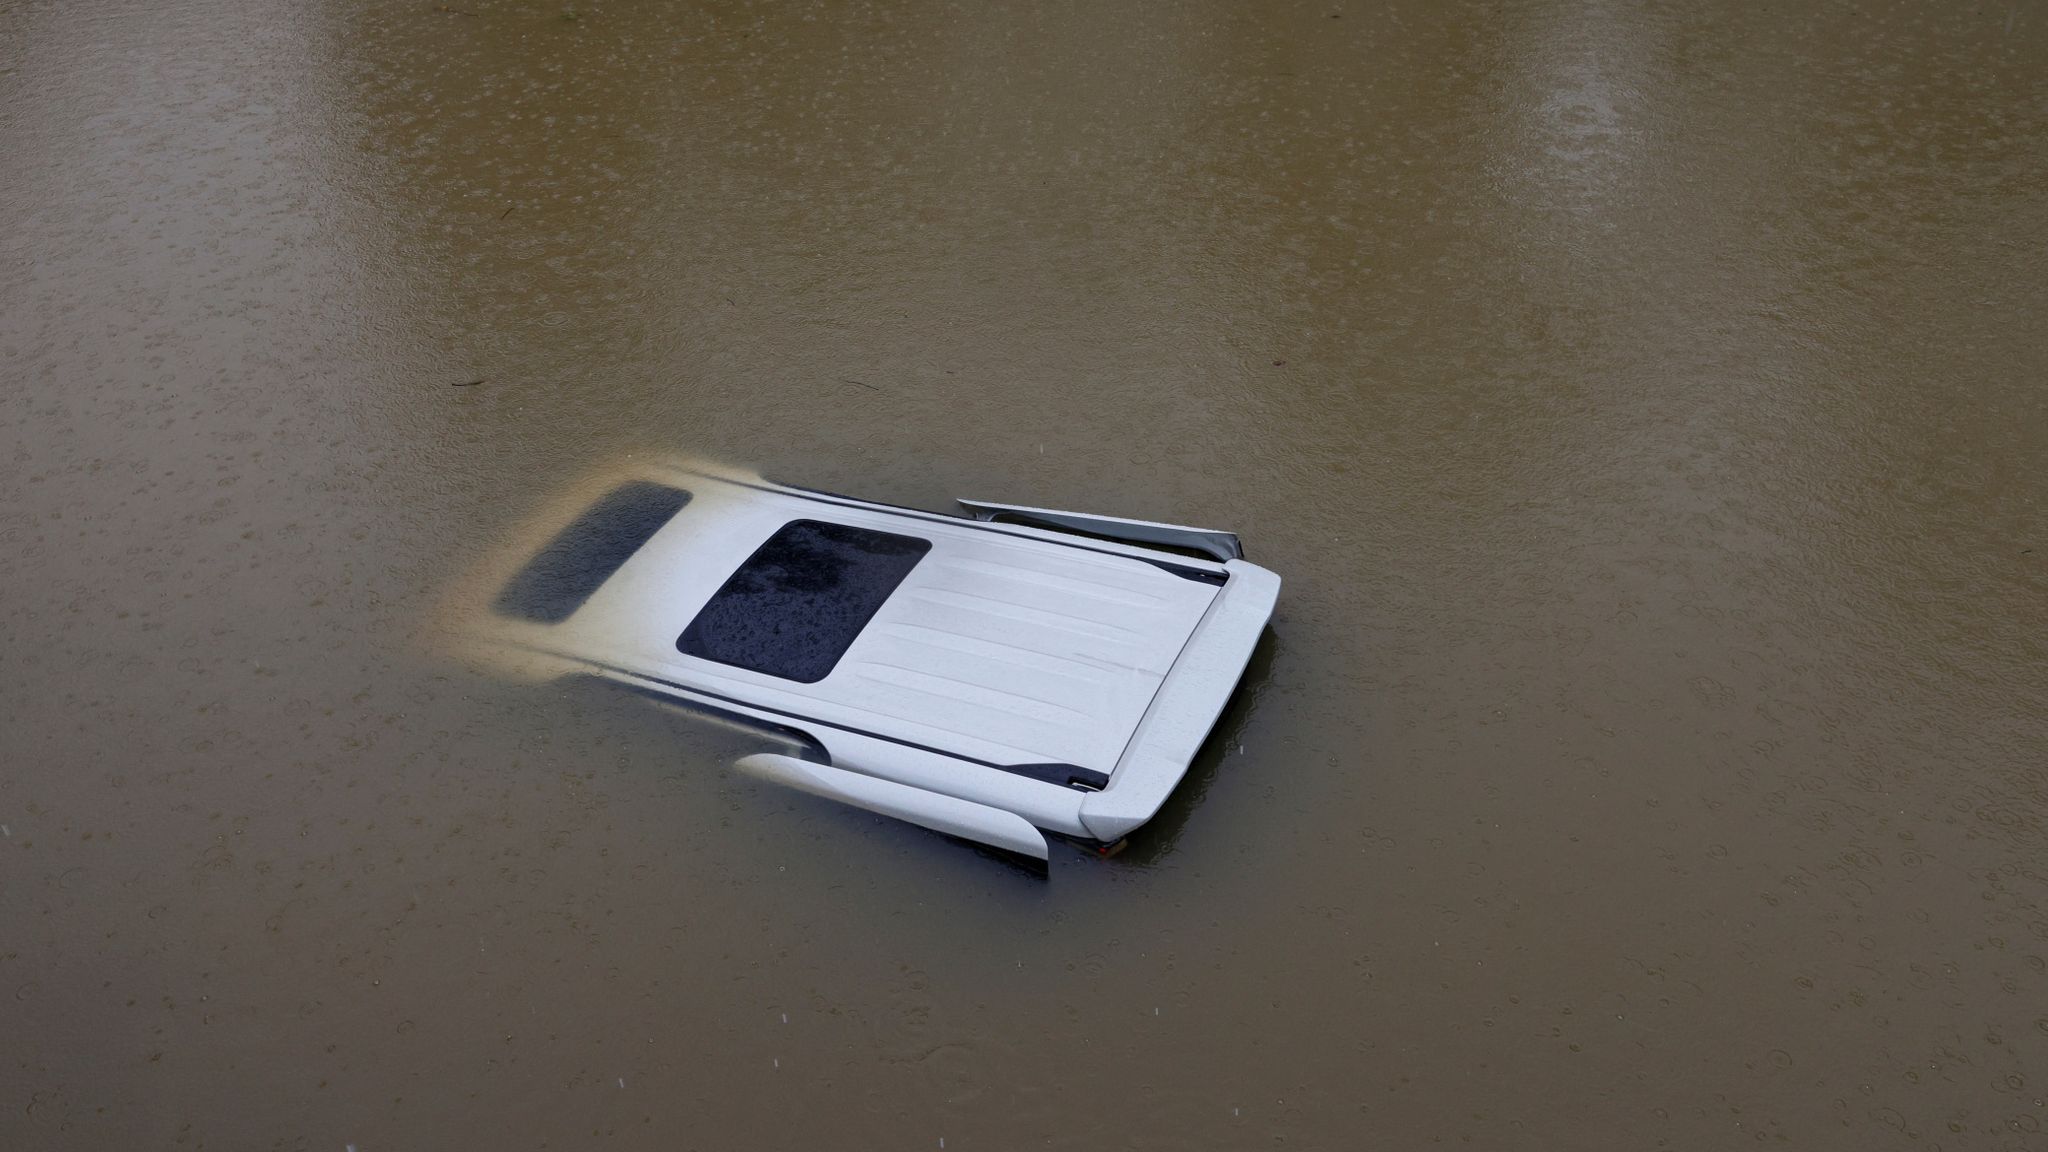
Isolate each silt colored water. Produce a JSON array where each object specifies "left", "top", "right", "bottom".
[{"left": 3, "top": 1, "right": 2046, "bottom": 1147}]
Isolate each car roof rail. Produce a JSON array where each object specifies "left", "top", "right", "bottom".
[{"left": 956, "top": 499, "right": 1244, "bottom": 562}]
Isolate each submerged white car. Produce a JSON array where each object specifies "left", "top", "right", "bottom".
[{"left": 461, "top": 461, "right": 1278, "bottom": 864}]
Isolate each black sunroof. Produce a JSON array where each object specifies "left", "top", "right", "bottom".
[
  {"left": 677, "top": 519, "right": 931, "bottom": 683},
  {"left": 493, "top": 482, "right": 693, "bottom": 623}
]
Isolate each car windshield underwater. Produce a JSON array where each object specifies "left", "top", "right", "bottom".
[{"left": 452, "top": 459, "right": 1279, "bottom": 870}]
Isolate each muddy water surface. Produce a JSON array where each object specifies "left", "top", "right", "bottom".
[{"left": 5, "top": 1, "right": 2047, "bottom": 1148}]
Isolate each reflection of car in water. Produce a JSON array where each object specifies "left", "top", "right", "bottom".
[{"left": 460, "top": 460, "right": 1279, "bottom": 865}]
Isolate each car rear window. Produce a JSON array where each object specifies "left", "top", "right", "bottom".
[
  {"left": 493, "top": 482, "right": 693, "bottom": 623},
  {"left": 677, "top": 519, "right": 931, "bottom": 683}
]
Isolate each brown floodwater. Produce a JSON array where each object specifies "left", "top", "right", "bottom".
[{"left": 5, "top": 0, "right": 2047, "bottom": 1148}]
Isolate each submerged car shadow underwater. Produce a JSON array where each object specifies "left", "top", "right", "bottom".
[{"left": 436, "top": 455, "right": 1281, "bottom": 875}]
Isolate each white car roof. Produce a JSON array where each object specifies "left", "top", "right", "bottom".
[{"left": 509, "top": 468, "right": 1222, "bottom": 774}]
